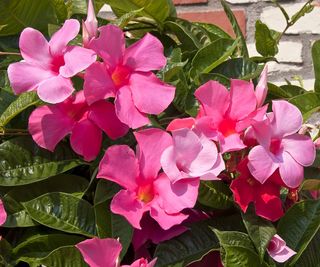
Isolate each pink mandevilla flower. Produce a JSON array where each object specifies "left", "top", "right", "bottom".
[
  {"left": 82, "top": 0, "right": 98, "bottom": 47},
  {"left": 76, "top": 237, "right": 157, "bottom": 267},
  {"left": 161, "top": 120, "right": 225, "bottom": 182},
  {"left": 97, "top": 128, "right": 199, "bottom": 230},
  {"left": 194, "top": 77, "right": 267, "bottom": 153},
  {"left": 84, "top": 24, "right": 175, "bottom": 128},
  {"left": 28, "top": 91, "right": 128, "bottom": 161},
  {"left": 0, "top": 199, "right": 7, "bottom": 226},
  {"left": 248, "top": 100, "right": 315, "bottom": 188},
  {"left": 8, "top": 19, "right": 96, "bottom": 104},
  {"left": 267, "top": 234, "right": 296, "bottom": 263}
]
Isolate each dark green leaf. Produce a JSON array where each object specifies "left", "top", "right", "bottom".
[
  {"left": 195, "top": 22, "right": 232, "bottom": 40},
  {"left": 289, "top": 92, "right": 320, "bottom": 120},
  {"left": 0, "top": 237, "right": 13, "bottom": 266},
  {"left": 312, "top": 40, "right": 320, "bottom": 92},
  {"left": 255, "top": 20, "right": 279, "bottom": 57},
  {"left": 23, "top": 192, "right": 97, "bottom": 237}
]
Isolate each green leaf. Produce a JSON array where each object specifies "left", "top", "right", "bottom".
[
  {"left": 0, "top": 137, "right": 83, "bottom": 186},
  {"left": 289, "top": 92, "right": 320, "bottom": 120},
  {"left": 23, "top": 192, "right": 97, "bottom": 237},
  {"left": 214, "top": 230, "right": 269, "bottom": 267},
  {"left": 290, "top": 2, "right": 314, "bottom": 25},
  {"left": 191, "top": 38, "right": 239, "bottom": 78},
  {"left": 0, "top": 91, "right": 40, "bottom": 127},
  {"left": 104, "top": 0, "right": 176, "bottom": 24},
  {"left": 301, "top": 179, "right": 320, "bottom": 191},
  {"left": 195, "top": 22, "right": 232, "bottom": 40},
  {"left": 0, "top": 0, "right": 58, "bottom": 36},
  {"left": 277, "top": 200, "right": 320, "bottom": 265},
  {"left": 111, "top": 8, "right": 144, "bottom": 28},
  {"left": 255, "top": 20, "right": 279, "bottom": 57},
  {"left": 198, "top": 181, "right": 233, "bottom": 210},
  {"left": 94, "top": 179, "right": 120, "bottom": 205},
  {"left": 0, "top": 237, "right": 13, "bottom": 266},
  {"left": 241, "top": 207, "right": 276, "bottom": 260},
  {"left": 220, "top": 0, "right": 248, "bottom": 58},
  {"left": 12, "top": 234, "right": 84, "bottom": 262},
  {"left": 312, "top": 40, "right": 320, "bottom": 92}
]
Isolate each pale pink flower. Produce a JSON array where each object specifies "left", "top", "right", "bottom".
[
  {"left": 248, "top": 100, "right": 315, "bottom": 188},
  {"left": 97, "top": 128, "right": 199, "bottom": 230},
  {"left": 84, "top": 25, "right": 175, "bottom": 128},
  {"left": 0, "top": 199, "right": 7, "bottom": 226},
  {"left": 82, "top": 0, "right": 98, "bottom": 47},
  {"left": 255, "top": 65, "right": 268, "bottom": 108},
  {"left": 29, "top": 91, "right": 128, "bottom": 161},
  {"left": 267, "top": 234, "right": 296, "bottom": 263},
  {"left": 76, "top": 237, "right": 157, "bottom": 267},
  {"left": 161, "top": 124, "right": 225, "bottom": 182},
  {"left": 8, "top": 19, "right": 96, "bottom": 103}
]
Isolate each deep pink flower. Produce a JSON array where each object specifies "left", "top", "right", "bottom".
[
  {"left": 29, "top": 91, "right": 128, "bottom": 161},
  {"left": 194, "top": 79, "right": 267, "bottom": 153},
  {"left": 161, "top": 124, "right": 225, "bottom": 182},
  {"left": 76, "top": 237, "right": 156, "bottom": 267},
  {"left": 82, "top": 0, "right": 98, "bottom": 47},
  {"left": 267, "top": 234, "right": 296, "bottom": 263},
  {"left": 248, "top": 100, "right": 315, "bottom": 188},
  {"left": 0, "top": 199, "right": 7, "bottom": 226},
  {"left": 8, "top": 20, "right": 96, "bottom": 103},
  {"left": 97, "top": 128, "right": 199, "bottom": 230},
  {"left": 230, "top": 158, "right": 285, "bottom": 221},
  {"left": 84, "top": 25, "right": 175, "bottom": 128}
]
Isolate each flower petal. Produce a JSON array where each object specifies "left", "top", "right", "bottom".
[
  {"left": 19, "top": 28, "right": 51, "bottom": 66},
  {"left": 37, "top": 75, "right": 74, "bottom": 104},
  {"left": 279, "top": 152, "right": 304, "bottom": 188},
  {"left": 200, "top": 153, "right": 225, "bottom": 180},
  {"left": 248, "top": 145, "right": 279, "bottom": 184},
  {"left": 282, "top": 134, "right": 315, "bottom": 166},
  {"left": 8, "top": 62, "right": 54, "bottom": 95},
  {"left": 130, "top": 72, "right": 175, "bottom": 115},
  {"left": 161, "top": 146, "right": 185, "bottom": 182},
  {"left": 90, "top": 24, "right": 125, "bottom": 67},
  {"left": 115, "top": 86, "right": 150, "bottom": 129},
  {"left": 49, "top": 19, "right": 80, "bottom": 56},
  {"left": 271, "top": 100, "right": 303, "bottom": 138},
  {"left": 124, "top": 33, "right": 166, "bottom": 71},
  {"left": 98, "top": 145, "right": 139, "bottom": 190},
  {"left": 89, "top": 100, "right": 128, "bottom": 140},
  {"left": 219, "top": 133, "right": 246, "bottom": 153},
  {"left": 230, "top": 177, "right": 255, "bottom": 212},
  {"left": 59, "top": 46, "right": 96, "bottom": 78},
  {"left": 70, "top": 119, "right": 102, "bottom": 161},
  {"left": 255, "top": 65, "right": 268, "bottom": 107},
  {"left": 76, "top": 238, "right": 122, "bottom": 267},
  {"left": 166, "top": 118, "right": 196, "bottom": 131},
  {"left": 194, "top": 81, "right": 230, "bottom": 119},
  {"left": 0, "top": 199, "right": 7, "bottom": 226},
  {"left": 228, "top": 79, "right": 257, "bottom": 120},
  {"left": 28, "top": 105, "right": 74, "bottom": 151},
  {"left": 134, "top": 128, "right": 172, "bottom": 180},
  {"left": 111, "top": 189, "right": 145, "bottom": 229}
]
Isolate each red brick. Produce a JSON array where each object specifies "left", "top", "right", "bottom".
[
  {"left": 173, "top": 0, "right": 208, "bottom": 5},
  {"left": 177, "top": 10, "right": 246, "bottom": 38}
]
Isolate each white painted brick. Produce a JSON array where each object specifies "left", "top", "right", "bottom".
[
  {"left": 98, "top": 4, "right": 116, "bottom": 20},
  {"left": 274, "top": 79, "right": 315, "bottom": 91},
  {"left": 268, "top": 62, "right": 302, "bottom": 73},
  {"left": 261, "top": 4, "right": 320, "bottom": 34},
  {"left": 247, "top": 41, "right": 303, "bottom": 63},
  {"left": 227, "top": 0, "right": 268, "bottom": 3}
]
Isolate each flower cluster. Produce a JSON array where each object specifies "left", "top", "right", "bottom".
[{"left": 3, "top": 1, "right": 315, "bottom": 266}]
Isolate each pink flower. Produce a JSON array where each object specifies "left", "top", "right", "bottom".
[
  {"left": 84, "top": 25, "right": 175, "bottom": 128},
  {"left": 248, "top": 100, "right": 315, "bottom": 188},
  {"left": 161, "top": 121, "right": 225, "bottom": 182},
  {"left": 194, "top": 79, "right": 267, "bottom": 153},
  {"left": 76, "top": 237, "right": 156, "bottom": 267},
  {"left": 255, "top": 65, "right": 268, "bottom": 108},
  {"left": 230, "top": 158, "right": 285, "bottom": 221},
  {"left": 29, "top": 91, "right": 128, "bottom": 161},
  {"left": 8, "top": 20, "right": 96, "bottom": 103},
  {"left": 97, "top": 128, "right": 199, "bottom": 230},
  {"left": 0, "top": 199, "right": 7, "bottom": 226},
  {"left": 267, "top": 234, "right": 296, "bottom": 263},
  {"left": 82, "top": 0, "right": 98, "bottom": 47}
]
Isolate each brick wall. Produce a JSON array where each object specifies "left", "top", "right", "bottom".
[{"left": 99, "top": 0, "right": 320, "bottom": 90}]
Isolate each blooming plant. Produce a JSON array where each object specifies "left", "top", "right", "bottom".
[{"left": 0, "top": 0, "right": 319, "bottom": 266}]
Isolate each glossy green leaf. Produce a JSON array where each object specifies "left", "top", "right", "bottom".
[
  {"left": 0, "top": 237, "right": 13, "bottom": 266},
  {"left": 0, "top": 91, "right": 40, "bottom": 127},
  {"left": 198, "top": 181, "right": 233, "bottom": 210},
  {"left": 0, "top": 137, "right": 83, "bottom": 186},
  {"left": 195, "top": 22, "right": 232, "bottom": 40},
  {"left": 220, "top": 0, "right": 248, "bottom": 58},
  {"left": 23, "top": 192, "right": 97, "bottom": 237},
  {"left": 111, "top": 8, "right": 144, "bottom": 28},
  {"left": 255, "top": 20, "right": 279, "bottom": 57},
  {"left": 241, "top": 207, "right": 276, "bottom": 260},
  {"left": 289, "top": 92, "right": 320, "bottom": 120},
  {"left": 277, "top": 200, "right": 320, "bottom": 265},
  {"left": 94, "top": 179, "right": 120, "bottom": 205},
  {"left": 312, "top": 40, "right": 320, "bottom": 92}
]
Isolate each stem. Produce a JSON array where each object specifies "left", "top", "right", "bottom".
[
  {"left": 0, "top": 128, "right": 29, "bottom": 136},
  {"left": 0, "top": 51, "right": 21, "bottom": 56},
  {"left": 123, "top": 26, "right": 155, "bottom": 32}
]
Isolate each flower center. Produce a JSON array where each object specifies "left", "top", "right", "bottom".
[
  {"left": 269, "top": 139, "right": 283, "bottom": 155},
  {"left": 111, "top": 65, "right": 131, "bottom": 88},
  {"left": 218, "top": 118, "right": 237, "bottom": 137},
  {"left": 137, "top": 184, "right": 154, "bottom": 203},
  {"left": 50, "top": 55, "right": 65, "bottom": 73}
]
